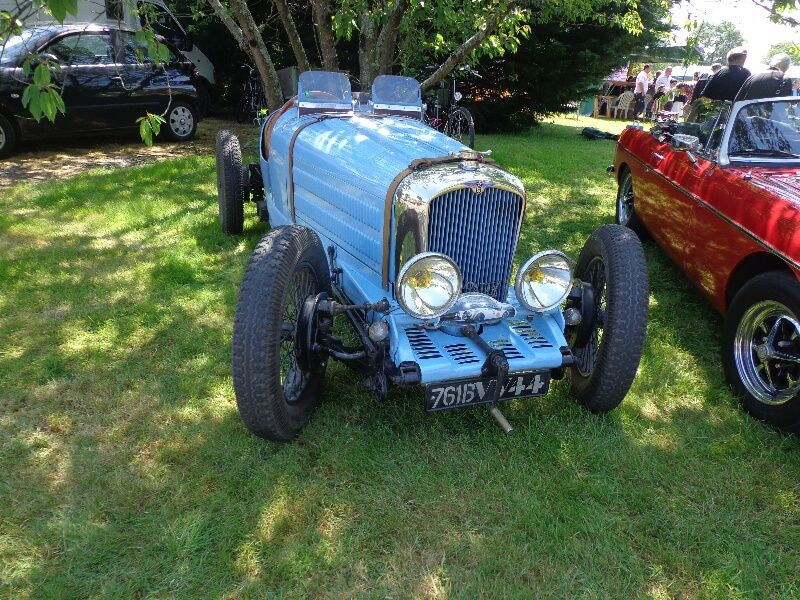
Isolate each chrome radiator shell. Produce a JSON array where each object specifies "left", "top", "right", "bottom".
[{"left": 391, "top": 162, "right": 526, "bottom": 300}]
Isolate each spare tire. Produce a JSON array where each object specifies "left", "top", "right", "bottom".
[{"left": 215, "top": 129, "right": 244, "bottom": 234}]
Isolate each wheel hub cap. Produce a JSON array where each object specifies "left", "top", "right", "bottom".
[
  {"left": 734, "top": 300, "right": 800, "bottom": 406},
  {"left": 170, "top": 107, "right": 193, "bottom": 137}
]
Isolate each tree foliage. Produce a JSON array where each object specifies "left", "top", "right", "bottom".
[
  {"left": 203, "top": 0, "right": 659, "bottom": 110},
  {"left": 767, "top": 40, "right": 800, "bottom": 62},
  {"left": 692, "top": 20, "right": 745, "bottom": 64},
  {"left": 465, "top": 0, "right": 672, "bottom": 132}
]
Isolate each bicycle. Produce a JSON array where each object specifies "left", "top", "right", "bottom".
[
  {"left": 237, "top": 65, "right": 267, "bottom": 124},
  {"left": 421, "top": 66, "right": 476, "bottom": 148}
]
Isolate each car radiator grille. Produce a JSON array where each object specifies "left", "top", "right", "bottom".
[{"left": 427, "top": 186, "right": 523, "bottom": 301}]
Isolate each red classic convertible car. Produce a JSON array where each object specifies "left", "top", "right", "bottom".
[{"left": 613, "top": 97, "right": 800, "bottom": 432}]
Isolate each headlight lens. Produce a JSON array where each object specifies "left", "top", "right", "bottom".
[
  {"left": 397, "top": 253, "right": 462, "bottom": 319},
  {"left": 515, "top": 250, "right": 573, "bottom": 312}
]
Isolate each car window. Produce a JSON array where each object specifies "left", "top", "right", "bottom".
[
  {"left": 119, "top": 31, "right": 182, "bottom": 65},
  {"left": 137, "top": 1, "right": 185, "bottom": 46},
  {"left": 728, "top": 100, "right": 800, "bottom": 157},
  {"left": 46, "top": 33, "right": 115, "bottom": 65},
  {"left": 677, "top": 98, "right": 729, "bottom": 151}
]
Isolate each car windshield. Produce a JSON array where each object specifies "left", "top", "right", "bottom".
[
  {"left": 0, "top": 28, "right": 49, "bottom": 66},
  {"left": 728, "top": 99, "right": 800, "bottom": 160},
  {"left": 676, "top": 98, "right": 730, "bottom": 151},
  {"left": 371, "top": 75, "right": 421, "bottom": 107},
  {"left": 297, "top": 71, "right": 351, "bottom": 105}
]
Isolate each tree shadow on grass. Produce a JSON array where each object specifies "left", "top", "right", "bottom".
[{"left": 2, "top": 137, "right": 799, "bottom": 598}]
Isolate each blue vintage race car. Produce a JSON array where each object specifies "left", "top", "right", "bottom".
[{"left": 215, "top": 71, "right": 649, "bottom": 441}]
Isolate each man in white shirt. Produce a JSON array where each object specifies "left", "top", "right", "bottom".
[
  {"left": 632, "top": 64, "right": 651, "bottom": 119},
  {"left": 647, "top": 66, "right": 672, "bottom": 117}
]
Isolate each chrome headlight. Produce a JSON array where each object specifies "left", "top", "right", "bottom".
[
  {"left": 515, "top": 250, "right": 573, "bottom": 312},
  {"left": 397, "top": 253, "right": 462, "bottom": 319}
]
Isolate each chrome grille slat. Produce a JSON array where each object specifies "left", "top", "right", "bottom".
[{"left": 428, "top": 187, "right": 523, "bottom": 301}]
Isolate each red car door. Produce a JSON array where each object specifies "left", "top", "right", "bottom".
[{"left": 635, "top": 137, "right": 703, "bottom": 269}]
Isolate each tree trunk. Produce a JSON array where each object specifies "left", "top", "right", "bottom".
[
  {"left": 358, "top": 13, "right": 378, "bottom": 88},
  {"left": 310, "top": 0, "right": 339, "bottom": 71},
  {"left": 376, "top": 0, "right": 408, "bottom": 75},
  {"left": 213, "top": 0, "right": 283, "bottom": 109},
  {"left": 272, "top": 0, "right": 310, "bottom": 72},
  {"left": 420, "top": 1, "right": 518, "bottom": 92}
]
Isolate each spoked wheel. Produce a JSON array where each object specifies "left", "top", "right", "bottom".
[
  {"left": 232, "top": 225, "right": 332, "bottom": 441},
  {"left": 279, "top": 268, "right": 319, "bottom": 402},
  {"left": 568, "top": 225, "right": 649, "bottom": 412},
  {"left": 615, "top": 169, "right": 646, "bottom": 236},
  {"left": 572, "top": 257, "right": 607, "bottom": 377},
  {"left": 723, "top": 271, "right": 800, "bottom": 431},
  {"left": 215, "top": 130, "right": 245, "bottom": 234},
  {"left": 445, "top": 107, "right": 475, "bottom": 148}
]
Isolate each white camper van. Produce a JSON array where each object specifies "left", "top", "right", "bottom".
[{"left": 1, "top": 0, "right": 215, "bottom": 93}]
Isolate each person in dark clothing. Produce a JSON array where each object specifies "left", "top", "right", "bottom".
[
  {"left": 692, "top": 63, "right": 722, "bottom": 100},
  {"left": 699, "top": 47, "right": 751, "bottom": 101},
  {"left": 735, "top": 53, "right": 792, "bottom": 101}
]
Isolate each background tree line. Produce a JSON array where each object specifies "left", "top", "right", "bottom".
[{"left": 172, "top": 0, "right": 673, "bottom": 131}]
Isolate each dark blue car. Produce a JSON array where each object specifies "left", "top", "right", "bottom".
[{"left": 0, "top": 23, "right": 202, "bottom": 158}]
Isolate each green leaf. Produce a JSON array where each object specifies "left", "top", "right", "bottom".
[
  {"left": 156, "top": 43, "right": 169, "bottom": 63},
  {"left": 45, "top": 0, "right": 68, "bottom": 22},
  {"left": 138, "top": 117, "right": 153, "bottom": 147},
  {"left": 33, "top": 64, "right": 51, "bottom": 86},
  {"left": 40, "top": 90, "right": 56, "bottom": 121}
]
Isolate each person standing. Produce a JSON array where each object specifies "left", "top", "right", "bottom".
[
  {"left": 692, "top": 63, "right": 723, "bottom": 100},
  {"left": 632, "top": 64, "right": 651, "bottom": 119},
  {"left": 647, "top": 66, "right": 673, "bottom": 117},
  {"left": 699, "top": 48, "right": 751, "bottom": 101},
  {"left": 735, "top": 53, "right": 792, "bottom": 101}
]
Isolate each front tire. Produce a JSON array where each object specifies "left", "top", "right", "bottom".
[
  {"left": 723, "top": 271, "right": 800, "bottom": 432},
  {"left": 215, "top": 130, "right": 245, "bottom": 234},
  {"left": 445, "top": 107, "right": 475, "bottom": 148},
  {"left": 0, "top": 113, "right": 17, "bottom": 159},
  {"left": 163, "top": 101, "right": 198, "bottom": 141},
  {"left": 615, "top": 168, "right": 646, "bottom": 236},
  {"left": 569, "top": 224, "right": 649, "bottom": 412},
  {"left": 232, "top": 225, "right": 332, "bottom": 441}
]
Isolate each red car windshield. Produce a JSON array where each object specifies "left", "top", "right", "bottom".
[{"left": 729, "top": 100, "right": 800, "bottom": 159}]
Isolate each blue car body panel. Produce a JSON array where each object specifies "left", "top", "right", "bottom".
[{"left": 258, "top": 82, "right": 569, "bottom": 383}]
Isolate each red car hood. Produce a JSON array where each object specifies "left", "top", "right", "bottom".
[
  {"left": 723, "top": 167, "right": 800, "bottom": 262},
  {"left": 731, "top": 167, "right": 800, "bottom": 204}
]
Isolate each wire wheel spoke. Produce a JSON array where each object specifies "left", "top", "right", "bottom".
[
  {"left": 573, "top": 257, "right": 607, "bottom": 376},
  {"left": 279, "top": 266, "right": 317, "bottom": 402}
]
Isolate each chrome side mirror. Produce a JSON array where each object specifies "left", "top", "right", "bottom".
[{"left": 671, "top": 133, "right": 701, "bottom": 163}]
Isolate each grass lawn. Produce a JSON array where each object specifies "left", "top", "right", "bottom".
[{"left": 1, "top": 115, "right": 798, "bottom": 599}]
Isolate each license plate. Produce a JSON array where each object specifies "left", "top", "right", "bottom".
[{"left": 425, "top": 371, "right": 550, "bottom": 412}]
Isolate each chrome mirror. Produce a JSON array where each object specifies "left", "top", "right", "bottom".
[
  {"left": 671, "top": 133, "right": 701, "bottom": 152},
  {"left": 671, "top": 133, "right": 701, "bottom": 163}
]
